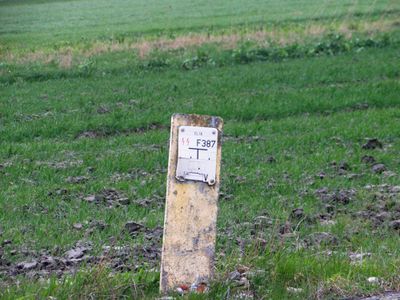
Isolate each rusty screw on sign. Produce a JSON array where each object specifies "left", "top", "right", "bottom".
[{"left": 160, "top": 113, "right": 223, "bottom": 294}]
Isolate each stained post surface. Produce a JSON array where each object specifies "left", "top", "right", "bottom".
[{"left": 160, "top": 113, "right": 223, "bottom": 293}]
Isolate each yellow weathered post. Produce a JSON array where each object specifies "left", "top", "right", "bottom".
[{"left": 160, "top": 113, "right": 223, "bottom": 293}]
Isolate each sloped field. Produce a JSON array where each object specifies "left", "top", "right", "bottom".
[{"left": 0, "top": 0, "right": 399, "bottom": 298}]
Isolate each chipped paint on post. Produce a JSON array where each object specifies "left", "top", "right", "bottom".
[{"left": 160, "top": 113, "right": 223, "bottom": 293}]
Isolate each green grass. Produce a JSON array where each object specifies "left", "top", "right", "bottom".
[
  {"left": 1, "top": 0, "right": 400, "bottom": 299},
  {"left": 1, "top": 0, "right": 399, "bottom": 50}
]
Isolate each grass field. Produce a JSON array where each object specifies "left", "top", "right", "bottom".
[
  {"left": 1, "top": 0, "right": 398, "bottom": 49},
  {"left": 1, "top": 0, "right": 400, "bottom": 299}
]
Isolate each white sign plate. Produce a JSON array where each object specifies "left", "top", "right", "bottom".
[{"left": 176, "top": 126, "right": 218, "bottom": 185}]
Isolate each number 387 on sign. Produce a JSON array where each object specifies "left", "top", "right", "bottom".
[{"left": 197, "top": 139, "right": 216, "bottom": 148}]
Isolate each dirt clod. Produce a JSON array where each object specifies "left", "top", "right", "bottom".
[
  {"left": 389, "top": 186, "right": 400, "bottom": 193},
  {"left": 315, "top": 188, "right": 356, "bottom": 204},
  {"left": 118, "top": 198, "right": 130, "bottom": 205},
  {"left": 66, "top": 176, "right": 88, "bottom": 184},
  {"left": 361, "top": 155, "right": 376, "bottom": 164},
  {"left": 83, "top": 188, "right": 130, "bottom": 207},
  {"left": 77, "top": 131, "right": 100, "bottom": 139},
  {"left": 73, "top": 223, "right": 83, "bottom": 230},
  {"left": 2, "top": 240, "right": 12, "bottom": 246},
  {"left": 17, "top": 261, "right": 38, "bottom": 271},
  {"left": 266, "top": 156, "right": 276, "bottom": 163},
  {"left": 371, "top": 163, "right": 386, "bottom": 174},
  {"left": 362, "top": 138, "right": 383, "bottom": 149},
  {"left": 389, "top": 220, "right": 400, "bottom": 230},
  {"left": 65, "top": 246, "right": 87, "bottom": 260},
  {"left": 229, "top": 270, "right": 241, "bottom": 281},
  {"left": 291, "top": 208, "right": 304, "bottom": 220},
  {"left": 375, "top": 212, "right": 390, "bottom": 222},
  {"left": 324, "top": 204, "right": 335, "bottom": 214},
  {"left": 339, "top": 161, "right": 351, "bottom": 171},
  {"left": 89, "top": 220, "right": 107, "bottom": 231},
  {"left": 83, "top": 195, "right": 96, "bottom": 203},
  {"left": 125, "top": 221, "right": 144, "bottom": 236}
]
